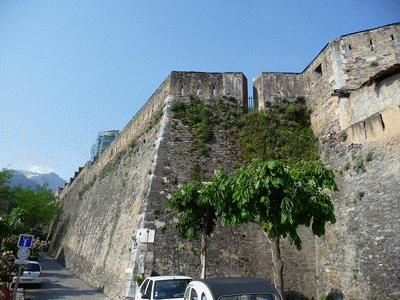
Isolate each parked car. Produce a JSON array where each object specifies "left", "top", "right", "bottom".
[
  {"left": 183, "top": 277, "right": 282, "bottom": 300},
  {"left": 136, "top": 276, "right": 192, "bottom": 300},
  {"left": 13, "top": 261, "right": 43, "bottom": 288}
]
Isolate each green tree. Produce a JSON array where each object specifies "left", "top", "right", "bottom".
[
  {"left": 0, "top": 168, "right": 62, "bottom": 287},
  {"left": 10, "top": 184, "right": 61, "bottom": 231},
  {"left": 206, "top": 160, "right": 337, "bottom": 299},
  {"left": 166, "top": 182, "right": 218, "bottom": 279}
]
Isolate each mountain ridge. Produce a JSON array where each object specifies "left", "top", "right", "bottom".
[{"left": 7, "top": 170, "right": 66, "bottom": 193}]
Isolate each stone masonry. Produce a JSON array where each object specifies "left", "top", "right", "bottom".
[{"left": 50, "top": 23, "right": 400, "bottom": 300}]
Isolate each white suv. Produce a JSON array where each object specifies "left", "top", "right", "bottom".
[
  {"left": 136, "top": 276, "right": 192, "bottom": 300},
  {"left": 13, "top": 261, "right": 43, "bottom": 288}
]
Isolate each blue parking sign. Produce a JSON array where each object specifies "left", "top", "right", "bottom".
[{"left": 17, "top": 234, "right": 34, "bottom": 248}]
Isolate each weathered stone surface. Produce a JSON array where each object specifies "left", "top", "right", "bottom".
[{"left": 49, "top": 23, "right": 400, "bottom": 300}]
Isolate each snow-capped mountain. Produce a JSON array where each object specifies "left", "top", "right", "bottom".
[{"left": 7, "top": 170, "right": 67, "bottom": 192}]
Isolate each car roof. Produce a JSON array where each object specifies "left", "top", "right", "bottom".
[
  {"left": 146, "top": 276, "right": 192, "bottom": 281},
  {"left": 193, "top": 277, "right": 280, "bottom": 300},
  {"left": 27, "top": 261, "right": 40, "bottom": 265}
]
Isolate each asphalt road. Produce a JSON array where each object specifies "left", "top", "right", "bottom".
[{"left": 23, "top": 252, "right": 112, "bottom": 300}]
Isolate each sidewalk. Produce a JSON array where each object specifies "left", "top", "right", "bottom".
[{"left": 14, "top": 287, "right": 25, "bottom": 300}]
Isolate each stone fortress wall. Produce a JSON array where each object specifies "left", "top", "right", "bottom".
[
  {"left": 50, "top": 23, "right": 400, "bottom": 300},
  {"left": 302, "top": 22, "right": 400, "bottom": 140},
  {"left": 50, "top": 72, "right": 257, "bottom": 299},
  {"left": 251, "top": 23, "right": 400, "bottom": 298},
  {"left": 56, "top": 72, "right": 247, "bottom": 199}
]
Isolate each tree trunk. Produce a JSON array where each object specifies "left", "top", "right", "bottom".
[
  {"left": 200, "top": 232, "right": 207, "bottom": 279},
  {"left": 200, "top": 205, "right": 209, "bottom": 279},
  {"left": 270, "top": 237, "right": 284, "bottom": 300}
]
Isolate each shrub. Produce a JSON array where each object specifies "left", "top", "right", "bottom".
[{"left": 340, "top": 131, "right": 347, "bottom": 141}]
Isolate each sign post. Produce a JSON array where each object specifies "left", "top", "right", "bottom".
[
  {"left": 13, "top": 235, "right": 34, "bottom": 300},
  {"left": 17, "top": 234, "right": 33, "bottom": 248}
]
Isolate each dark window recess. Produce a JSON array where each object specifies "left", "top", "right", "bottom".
[
  {"left": 349, "top": 44, "right": 353, "bottom": 55},
  {"left": 181, "top": 86, "right": 184, "bottom": 95},
  {"left": 212, "top": 86, "right": 216, "bottom": 95},
  {"left": 370, "top": 39, "right": 374, "bottom": 51},
  {"left": 392, "top": 34, "right": 396, "bottom": 46},
  {"left": 197, "top": 88, "right": 200, "bottom": 95},
  {"left": 314, "top": 64, "right": 322, "bottom": 79},
  {"left": 380, "top": 114, "right": 385, "bottom": 131}
]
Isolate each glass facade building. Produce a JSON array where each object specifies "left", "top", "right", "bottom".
[{"left": 90, "top": 130, "right": 119, "bottom": 160}]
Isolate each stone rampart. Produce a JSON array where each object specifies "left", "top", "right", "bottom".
[
  {"left": 168, "top": 71, "right": 248, "bottom": 108},
  {"left": 341, "top": 72, "right": 400, "bottom": 144},
  {"left": 317, "top": 135, "right": 400, "bottom": 299},
  {"left": 302, "top": 22, "right": 400, "bottom": 138},
  {"left": 253, "top": 72, "right": 304, "bottom": 110},
  {"left": 48, "top": 72, "right": 262, "bottom": 300},
  {"left": 57, "top": 71, "right": 247, "bottom": 200},
  {"left": 49, "top": 23, "right": 400, "bottom": 300}
]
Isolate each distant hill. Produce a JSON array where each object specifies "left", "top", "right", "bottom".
[{"left": 7, "top": 170, "right": 67, "bottom": 193}]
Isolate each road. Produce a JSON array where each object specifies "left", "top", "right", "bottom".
[{"left": 23, "top": 252, "right": 112, "bottom": 300}]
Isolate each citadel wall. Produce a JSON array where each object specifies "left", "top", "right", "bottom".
[
  {"left": 49, "top": 23, "right": 400, "bottom": 300},
  {"left": 50, "top": 72, "right": 292, "bottom": 300},
  {"left": 249, "top": 22, "right": 400, "bottom": 299},
  {"left": 253, "top": 72, "right": 304, "bottom": 110},
  {"left": 302, "top": 22, "right": 400, "bottom": 138}
]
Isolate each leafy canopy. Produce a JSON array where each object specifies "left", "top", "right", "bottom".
[
  {"left": 0, "top": 168, "right": 62, "bottom": 239},
  {"left": 166, "top": 182, "right": 217, "bottom": 240},
  {"left": 207, "top": 160, "right": 338, "bottom": 250},
  {"left": 238, "top": 101, "right": 319, "bottom": 166}
]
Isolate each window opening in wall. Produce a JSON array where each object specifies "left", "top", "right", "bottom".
[
  {"left": 181, "top": 86, "right": 184, "bottom": 95},
  {"left": 380, "top": 114, "right": 385, "bottom": 131},
  {"left": 212, "top": 86, "right": 215, "bottom": 95},
  {"left": 349, "top": 44, "right": 352, "bottom": 55},
  {"left": 197, "top": 88, "right": 200, "bottom": 95},
  {"left": 370, "top": 39, "right": 374, "bottom": 51},
  {"left": 392, "top": 34, "right": 396, "bottom": 46},
  {"left": 314, "top": 64, "right": 322, "bottom": 79}
]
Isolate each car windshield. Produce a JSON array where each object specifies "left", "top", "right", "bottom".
[
  {"left": 25, "top": 264, "right": 40, "bottom": 272},
  {"left": 154, "top": 279, "right": 191, "bottom": 299},
  {"left": 220, "top": 294, "right": 279, "bottom": 300}
]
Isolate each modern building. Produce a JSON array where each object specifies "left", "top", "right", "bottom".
[{"left": 90, "top": 130, "right": 119, "bottom": 160}]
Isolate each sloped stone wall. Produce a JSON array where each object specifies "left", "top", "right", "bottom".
[
  {"left": 50, "top": 72, "right": 324, "bottom": 300},
  {"left": 317, "top": 136, "right": 400, "bottom": 299}
]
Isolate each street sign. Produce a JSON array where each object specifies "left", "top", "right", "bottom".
[
  {"left": 14, "top": 259, "right": 29, "bottom": 265},
  {"left": 17, "top": 234, "right": 33, "bottom": 248},
  {"left": 17, "top": 248, "right": 30, "bottom": 260}
]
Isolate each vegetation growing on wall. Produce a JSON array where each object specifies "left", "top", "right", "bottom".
[
  {"left": 237, "top": 99, "right": 319, "bottom": 166},
  {"left": 171, "top": 98, "right": 216, "bottom": 156},
  {"left": 171, "top": 97, "right": 318, "bottom": 171}
]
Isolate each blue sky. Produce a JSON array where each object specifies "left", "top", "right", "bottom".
[{"left": 1, "top": 0, "right": 399, "bottom": 181}]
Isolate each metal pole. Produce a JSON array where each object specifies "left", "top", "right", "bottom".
[{"left": 12, "top": 264, "right": 23, "bottom": 300}]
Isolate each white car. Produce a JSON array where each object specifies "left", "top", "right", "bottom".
[
  {"left": 13, "top": 261, "right": 43, "bottom": 288},
  {"left": 183, "top": 277, "right": 283, "bottom": 300},
  {"left": 136, "top": 276, "right": 192, "bottom": 300}
]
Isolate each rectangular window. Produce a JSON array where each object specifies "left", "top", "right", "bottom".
[{"left": 314, "top": 64, "right": 322, "bottom": 79}]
